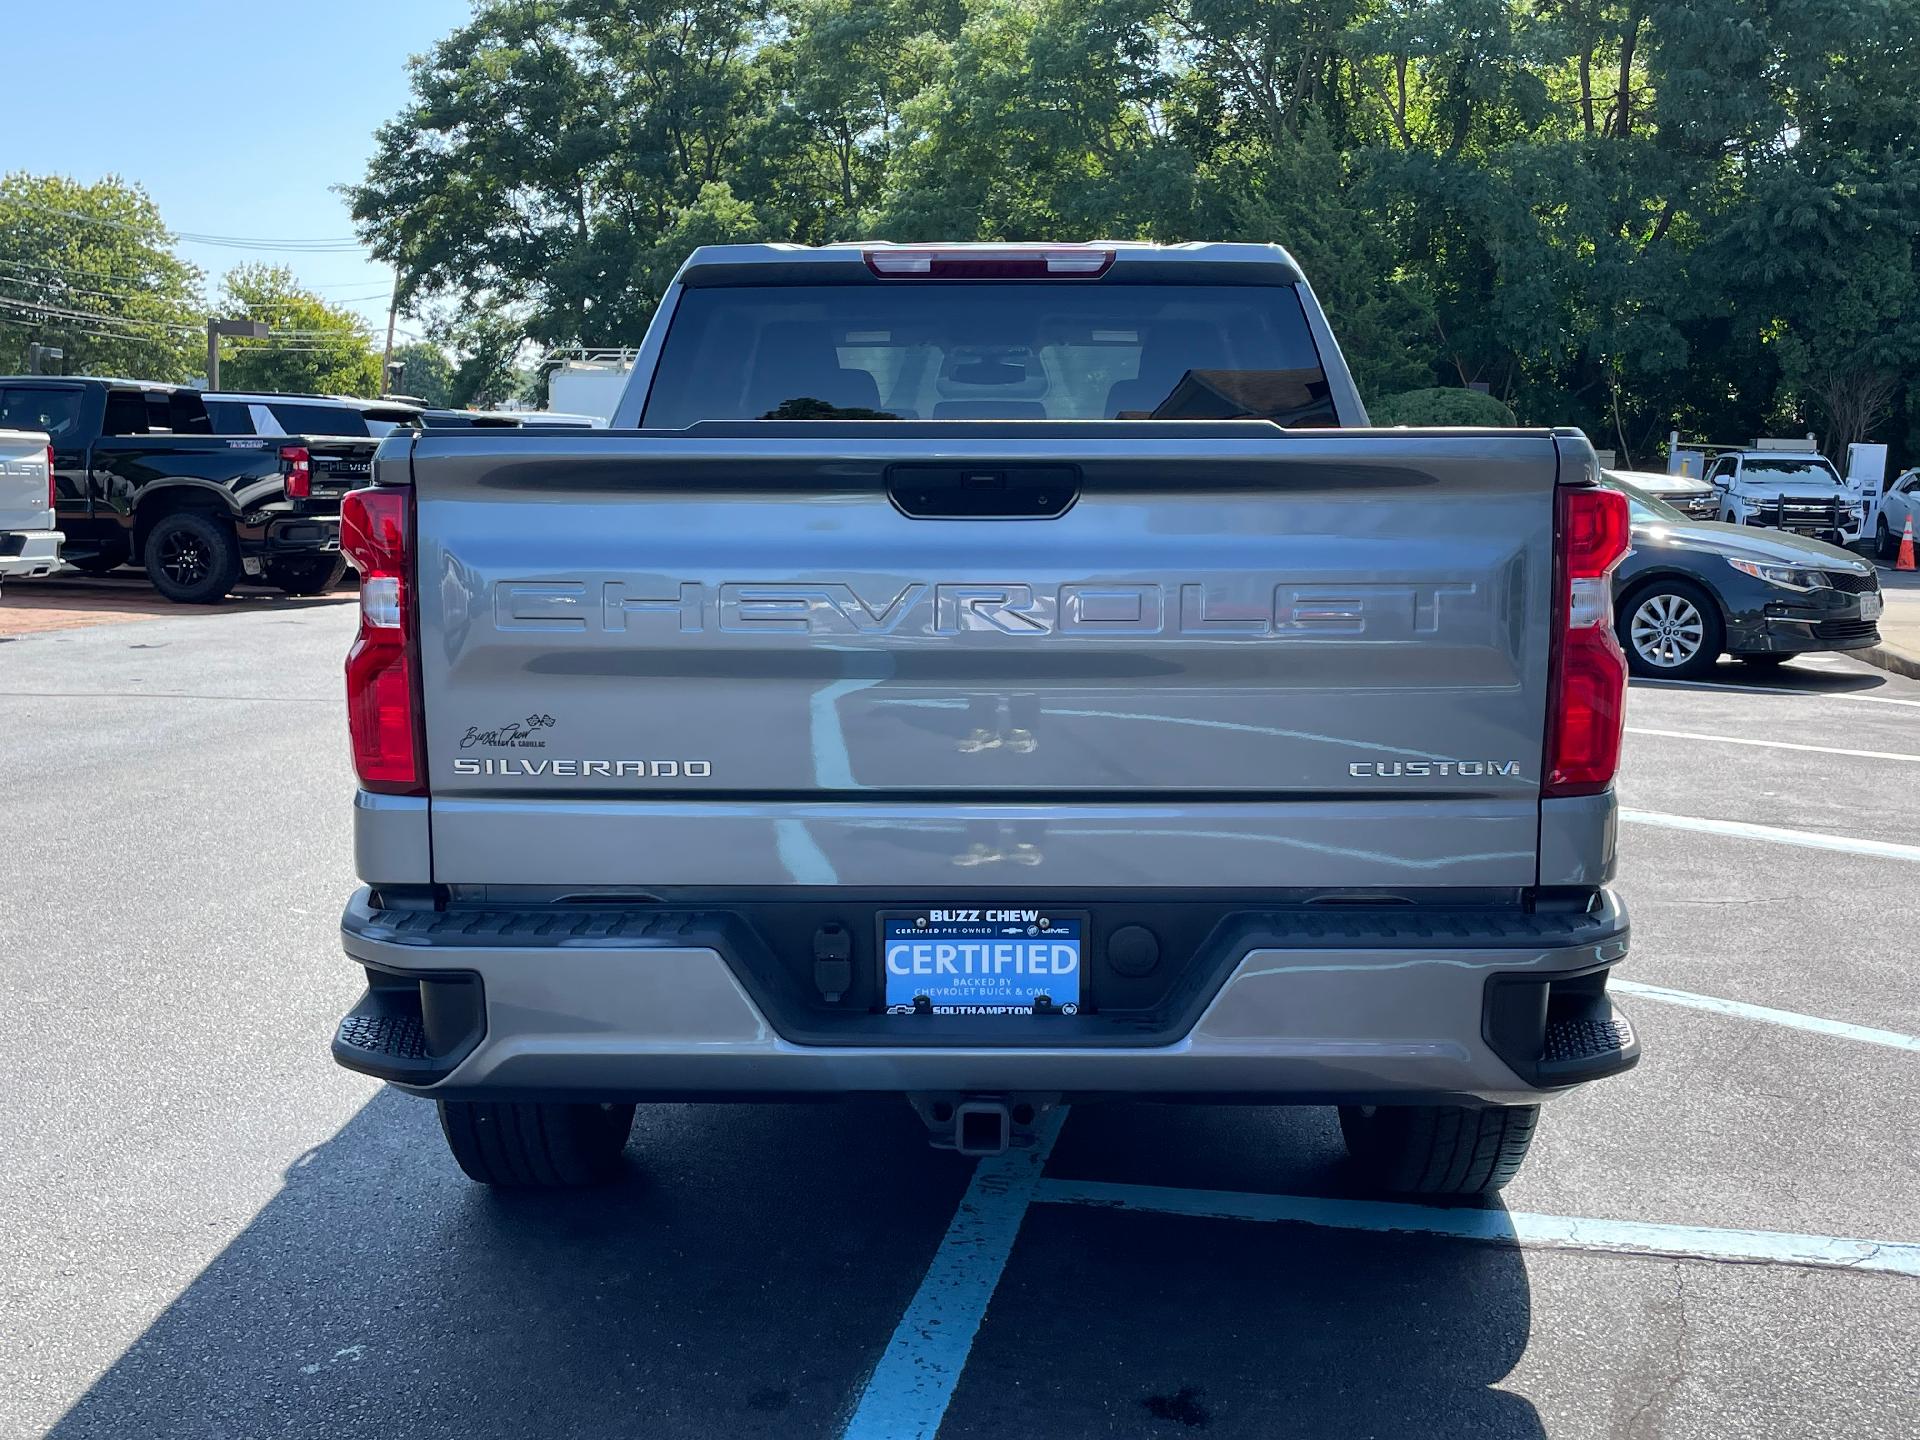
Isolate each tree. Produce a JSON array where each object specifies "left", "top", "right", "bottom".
[
  {"left": 0, "top": 172, "right": 203, "bottom": 380},
  {"left": 1370, "top": 387, "right": 1517, "bottom": 426},
  {"left": 433, "top": 311, "right": 530, "bottom": 409},
  {"left": 213, "top": 265, "right": 382, "bottom": 395},
  {"left": 389, "top": 340, "right": 455, "bottom": 407},
  {"left": 353, "top": 0, "right": 1920, "bottom": 473},
  {"left": 349, "top": 0, "right": 772, "bottom": 349}
]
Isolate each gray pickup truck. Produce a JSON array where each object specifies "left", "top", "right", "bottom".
[{"left": 332, "top": 242, "right": 1639, "bottom": 1197}]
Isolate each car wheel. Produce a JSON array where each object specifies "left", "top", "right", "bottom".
[
  {"left": 436, "top": 1100, "right": 635, "bottom": 1187},
  {"left": 1877, "top": 516, "right": 1894, "bottom": 561},
  {"left": 1618, "top": 579, "right": 1724, "bottom": 680},
  {"left": 143, "top": 511, "right": 240, "bottom": 604},
  {"left": 264, "top": 554, "right": 346, "bottom": 595},
  {"left": 1338, "top": 1103, "right": 1539, "bottom": 1197}
]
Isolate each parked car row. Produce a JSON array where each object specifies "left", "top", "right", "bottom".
[{"left": 0, "top": 379, "right": 592, "bottom": 603}]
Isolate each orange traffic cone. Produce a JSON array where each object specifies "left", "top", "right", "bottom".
[{"left": 1900, "top": 514, "right": 1916, "bottom": 572}]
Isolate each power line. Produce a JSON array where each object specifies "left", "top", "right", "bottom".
[
  {"left": 0, "top": 295, "right": 384, "bottom": 344},
  {"left": 11, "top": 198, "right": 366, "bottom": 250},
  {"left": 0, "top": 262, "right": 392, "bottom": 313}
]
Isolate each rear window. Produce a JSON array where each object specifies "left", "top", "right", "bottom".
[
  {"left": 206, "top": 400, "right": 254, "bottom": 434},
  {"left": 267, "top": 403, "right": 368, "bottom": 437},
  {"left": 640, "top": 283, "right": 1335, "bottom": 427},
  {"left": 0, "top": 386, "right": 83, "bottom": 441}
]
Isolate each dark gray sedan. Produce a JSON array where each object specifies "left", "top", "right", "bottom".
[{"left": 1605, "top": 475, "right": 1883, "bottom": 679}]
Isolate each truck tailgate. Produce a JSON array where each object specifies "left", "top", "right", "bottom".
[
  {"left": 0, "top": 430, "right": 51, "bottom": 533},
  {"left": 407, "top": 424, "right": 1574, "bottom": 890}
]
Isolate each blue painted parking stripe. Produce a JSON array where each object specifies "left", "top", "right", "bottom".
[
  {"left": 1031, "top": 1179, "right": 1920, "bottom": 1278},
  {"left": 1612, "top": 979, "right": 1920, "bottom": 1053},
  {"left": 841, "top": 1110, "right": 1066, "bottom": 1440},
  {"left": 1620, "top": 809, "right": 1920, "bottom": 863}
]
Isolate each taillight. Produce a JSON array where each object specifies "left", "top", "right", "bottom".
[
  {"left": 46, "top": 444, "right": 55, "bottom": 513},
  {"left": 281, "top": 444, "right": 312, "bottom": 499},
  {"left": 864, "top": 246, "right": 1114, "bottom": 279},
  {"left": 340, "top": 486, "right": 424, "bottom": 795},
  {"left": 1544, "top": 485, "right": 1631, "bottom": 797}
]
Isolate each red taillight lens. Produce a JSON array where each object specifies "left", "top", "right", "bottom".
[
  {"left": 340, "top": 486, "right": 424, "bottom": 795},
  {"left": 863, "top": 246, "right": 1115, "bottom": 279},
  {"left": 1545, "top": 486, "right": 1631, "bottom": 797},
  {"left": 281, "top": 444, "right": 312, "bottom": 499},
  {"left": 46, "top": 445, "right": 55, "bottom": 513}
]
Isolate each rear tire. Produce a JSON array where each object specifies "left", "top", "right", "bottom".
[
  {"left": 436, "top": 1100, "right": 635, "bottom": 1187},
  {"left": 264, "top": 554, "right": 346, "bottom": 595},
  {"left": 143, "top": 510, "right": 240, "bottom": 604},
  {"left": 1338, "top": 1103, "right": 1539, "bottom": 1197}
]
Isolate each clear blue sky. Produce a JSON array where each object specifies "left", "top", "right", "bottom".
[{"left": 1, "top": 0, "right": 473, "bottom": 341}]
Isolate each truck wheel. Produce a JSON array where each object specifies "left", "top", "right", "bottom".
[
  {"left": 1338, "top": 1103, "right": 1539, "bottom": 1197},
  {"left": 143, "top": 511, "right": 240, "bottom": 604},
  {"left": 436, "top": 1100, "right": 635, "bottom": 1187},
  {"left": 264, "top": 554, "right": 346, "bottom": 595},
  {"left": 1617, "top": 579, "right": 1723, "bottom": 679}
]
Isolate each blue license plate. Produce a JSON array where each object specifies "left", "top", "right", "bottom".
[{"left": 882, "top": 909, "right": 1083, "bottom": 1015}]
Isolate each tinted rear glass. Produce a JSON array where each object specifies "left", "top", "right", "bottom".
[
  {"left": 267, "top": 403, "right": 368, "bottom": 437},
  {"left": 641, "top": 283, "right": 1334, "bottom": 426},
  {"left": 0, "top": 386, "right": 83, "bottom": 441},
  {"left": 205, "top": 400, "right": 253, "bottom": 434}
]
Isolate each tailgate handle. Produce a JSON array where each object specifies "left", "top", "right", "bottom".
[{"left": 886, "top": 463, "right": 1078, "bottom": 519}]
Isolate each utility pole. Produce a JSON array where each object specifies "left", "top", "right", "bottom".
[
  {"left": 380, "top": 266, "right": 400, "bottom": 396},
  {"left": 205, "top": 318, "right": 268, "bottom": 391}
]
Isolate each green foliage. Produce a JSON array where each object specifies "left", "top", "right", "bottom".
[
  {"left": 390, "top": 340, "right": 456, "bottom": 407},
  {"left": 1369, "top": 387, "right": 1517, "bottom": 427},
  {"left": 214, "top": 265, "right": 382, "bottom": 396},
  {"left": 0, "top": 173, "right": 203, "bottom": 381},
  {"left": 350, "top": 0, "right": 1920, "bottom": 467},
  {"left": 432, "top": 310, "right": 530, "bottom": 409}
]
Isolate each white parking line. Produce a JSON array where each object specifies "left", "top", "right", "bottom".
[
  {"left": 1032, "top": 1180, "right": 1920, "bottom": 1278},
  {"left": 841, "top": 1111, "right": 1065, "bottom": 1440},
  {"left": 1620, "top": 809, "right": 1920, "bottom": 863},
  {"left": 1612, "top": 979, "right": 1920, "bottom": 1053},
  {"left": 1633, "top": 677, "right": 1920, "bottom": 708},
  {"left": 1626, "top": 727, "right": 1920, "bottom": 764}
]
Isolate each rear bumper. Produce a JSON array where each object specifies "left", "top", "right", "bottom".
[
  {"left": 0, "top": 528, "right": 62, "bottom": 580},
  {"left": 335, "top": 887, "right": 1636, "bottom": 1106}
]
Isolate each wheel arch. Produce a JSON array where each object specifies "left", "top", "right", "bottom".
[
  {"left": 132, "top": 481, "right": 240, "bottom": 553},
  {"left": 1615, "top": 564, "right": 1730, "bottom": 620}
]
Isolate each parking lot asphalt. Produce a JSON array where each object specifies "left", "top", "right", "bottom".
[{"left": 2, "top": 592, "right": 1917, "bottom": 1440}]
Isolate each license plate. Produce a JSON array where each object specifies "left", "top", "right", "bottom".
[
  {"left": 881, "top": 909, "right": 1083, "bottom": 1015},
  {"left": 1862, "top": 592, "right": 1884, "bottom": 622}
]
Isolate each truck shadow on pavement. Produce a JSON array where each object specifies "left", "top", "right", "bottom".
[
  {"left": 45, "top": 1092, "right": 1540, "bottom": 1440},
  {"left": 0, "top": 573, "right": 354, "bottom": 637}
]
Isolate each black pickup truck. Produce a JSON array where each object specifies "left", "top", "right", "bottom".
[{"left": 0, "top": 376, "right": 375, "bottom": 601}]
